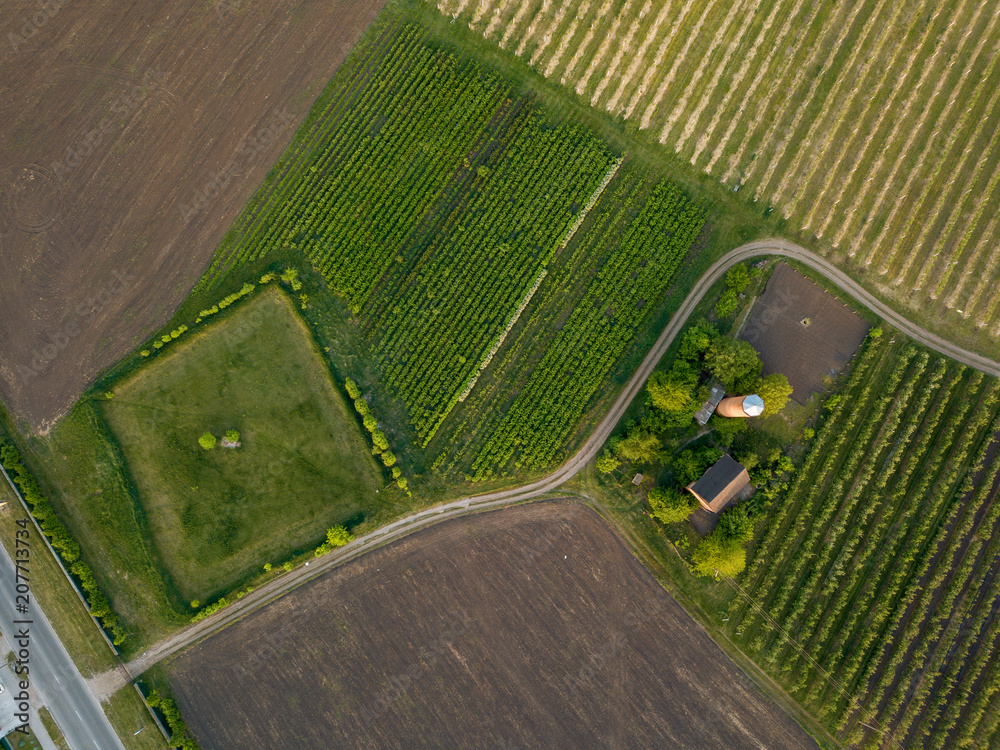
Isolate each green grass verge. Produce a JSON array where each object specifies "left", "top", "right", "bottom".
[
  {"left": 37, "top": 708, "right": 69, "bottom": 750},
  {"left": 0, "top": 476, "right": 116, "bottom": 677},
  {"left": 103, "top": 686, "right": 170, "bottom": 750}
]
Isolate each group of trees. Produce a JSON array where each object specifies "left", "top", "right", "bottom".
[
  {"left": 146, "top": 690, "right": 199, "bottom": 750},
  {"left": 198, "top": 429, "right": 240, "bottom": 450},
  {"left": 714, "top": 262, "right": 756, "bottom": 318},
  {"left": 0, "top": 441, "right": 127, "bottom": 644},
  {"left": 346, "top": 379, "right": 407, "bottom": 492}
]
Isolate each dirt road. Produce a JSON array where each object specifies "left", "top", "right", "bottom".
[{"left": 89, "top": 237, "right": 1000, "bottom": 695}]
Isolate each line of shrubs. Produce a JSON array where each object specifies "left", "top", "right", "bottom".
[
  {"left": 146, "top": 690, "right": 199, "bottom": 749},
  {"left": 345, "top": 378, "right": 409, "bottom": 494},
  {"left": 0, "top": 441, "right": 127, "bottom": 644}
]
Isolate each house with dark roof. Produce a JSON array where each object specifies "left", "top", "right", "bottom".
[{"left": 686, "top": 454, "right": 750, "bottom": 514}]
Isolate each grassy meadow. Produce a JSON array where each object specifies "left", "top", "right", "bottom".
[{"left": 102, "top": 287, "right": 381, "bottom": 603}]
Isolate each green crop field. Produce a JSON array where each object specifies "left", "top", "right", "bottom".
[
  {"left": 24, "top": 2, "right": 732, "bottom": 647},
  {"left": 724, "top": 334, "right": 1000, "bottom": 748},
  {"left": 197, "top": 11, "right": 708, "bottom": 480},
  {"left": 442, "top": 0, "right": 1000, "bottom": 355},
  {"left": 102, "top": 287, "right": 381, "bottom": 603}
]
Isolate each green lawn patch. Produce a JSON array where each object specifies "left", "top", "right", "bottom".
[{"left": 102, "top": 287, "right": 381, "bottom": 603}]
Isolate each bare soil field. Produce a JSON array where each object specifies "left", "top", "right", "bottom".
[
  {"left": 167, "top": 501, "right": 818, "bottom": 749},
  {"left": 741, "top": 263, "right": 869, "bottom": 404},
  {"left": 0, "top": 0, "right": 387, "bottom": 432}
]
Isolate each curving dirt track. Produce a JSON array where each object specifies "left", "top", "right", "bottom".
[
  {"left": 0, "top": 0, "right": 388, "bottom": 433},
  {"left": 86, "top": 238, "right": 1000, "bottom": 695}
]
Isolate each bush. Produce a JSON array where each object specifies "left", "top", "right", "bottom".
[
  {"left": 345, "top": 378, "right": 361, "bottom": 400},
  {"left": 224, "top": 429, "right": 240, "bottom": 443},
  {"left": 596, "top": 449, "right": 620, "bottom": 474},
  {"left": 648, "top": 487, "right": 695, "bottom": 524},
  {"left": 724, "top": 263, "right": 751, "bottom": 293},
  {"left": 714, "top": 289, "right": 739, "bottom": 318},
  {"left": 691, "top": 535, "right": 746, "bottom": 577},
  {"left": 198, "top": 432, "right": 216, "bottom": 450}
]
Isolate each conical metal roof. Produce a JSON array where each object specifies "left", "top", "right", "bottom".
[{"left": 743, "top": 394, "right": 764, "bottom": 416}]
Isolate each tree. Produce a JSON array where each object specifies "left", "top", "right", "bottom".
[
  {"left": 671, "top": 446, "right": 723, "bottom": 486},
  {"left": 647, "top": 362, "right": 698, "bottom": 412},
  {"left": 198, "top": 432, "right": 216, "bottom": 450},
  {"left": 613, "top": 430, "right": 661, "bottom": 465},
  {"left": 354, "top": 398, "right": 370, "bottom": 415},
  {"left": 648, "top": 487, "right": 695, "bottom": 524},
  {"left": 678, "top": 320, "right": 718, "bottom": 362},
  {"left": 326, "top": 525, "right": 354, "bottom": 547},
  {"left": 714, "top": 289, "right": 739, "bottom": 318},
  {"left": 756, "top": 373, "right": 793, "bottom": 414},
  {"left": 371, "top": 430, "right": 389, "bottom": 452},
  {"left": 596, "top": 449, "right": 620, "bottom": 474},
  {"left": 363, "top": 414, "right": 378, "bottom": 432},
  {"left": 224, "top": 429, "right": 240, "bottom": 443},
  {"left": 705, "top": 337, "right": 762, "bottom": 392},
  {"left": 345, "top": 378, "right": 361, "bottom": 400},
  {"left": 716, "top": 505, "right": 755, "bottom": 542},
  {"left": 724, "top": 263, "right": 751, "bottom": 293},
  {"left": 710, "top": 413, "right": 748, "bottom": 446},
  {"left": 691, "top": 535, "right": 746, "bottom": 577},
  {"left": 381, "top": 451, "right": 397, "bottom": 467}
]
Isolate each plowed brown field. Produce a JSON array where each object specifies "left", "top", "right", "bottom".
[
  {"left": 167, "top": 501, "right": 818, "bottom": 749},
  {"left": 0, "top": 0, "right": 386, "bottom": 432}
]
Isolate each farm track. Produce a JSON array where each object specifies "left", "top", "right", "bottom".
[{"left": 87, "top": 238, "right": 1000, "bottom": 699}]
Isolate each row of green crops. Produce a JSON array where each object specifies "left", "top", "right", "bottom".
[
  {"left": 729, "top": 329, "right": 1000, "bottom": 748},
  {"left": 470, "top": 180, "right": 705, "bottom": 477}
]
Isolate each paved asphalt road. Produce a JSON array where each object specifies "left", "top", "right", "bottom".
[
  {"left": 98, "top": 238, "right": 1000, "bottom": 690},
  {"left": 0, "top": 541, "right": 125, "bottom": 750}
]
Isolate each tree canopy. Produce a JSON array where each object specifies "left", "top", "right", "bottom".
[
  {"left": 705, "top": 337, "right": 762, "bottom": 392},
  {"left": 647, "top": 361, "right": 698, "bottom": 412},
  {"left": 596, "top": 449, "right": 621, "bottom": 474},
  {"left": 691, "top": 534, "right": 746, "bottom": 577},
  {"left": 648, "top": 487, "right": 696, "bottom": 524},
  {"left": 613, "top": 430, "right": 661, "bottom": 465},
  {"left": 198, "top": 432, "right": 217, "bottom": 450},
  {"left": 756, "top": 372, "right": 793, "bottom": 414}
]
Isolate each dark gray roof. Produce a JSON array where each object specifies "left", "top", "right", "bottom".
[{"left": 689, "top": 454, "right": 749, "bottom": 512}]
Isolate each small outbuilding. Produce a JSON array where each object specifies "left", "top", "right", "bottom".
[{"left": 686, "top": 454, "right": 751, "bottom": 514}]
